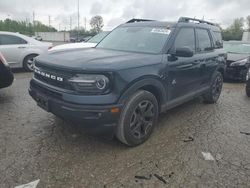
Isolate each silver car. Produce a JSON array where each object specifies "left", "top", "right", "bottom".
[{"left": 0, "top": 31, "right": 52, "bottom": 71}]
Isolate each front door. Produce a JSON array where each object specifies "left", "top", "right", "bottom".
[{"left": 166, "top": 27, "right": 202, "bottom": 102}]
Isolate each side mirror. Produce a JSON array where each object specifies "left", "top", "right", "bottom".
[{"left": 175, "top": 47, "right": 194, "bottom": 57}]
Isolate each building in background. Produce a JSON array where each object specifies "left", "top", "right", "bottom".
[
  {"left": 35, "top": 32, "right": 70, "bottom": 42},
  {"left": 242, "top": 32, "right": 250, "bottom": 42}
]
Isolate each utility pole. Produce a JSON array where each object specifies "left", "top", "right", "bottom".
[
  {"left": 77, "top": 0, "right": 80, "bottom": 40},
  {"left": 48, "top": 15, "right": 51, "bottom": 28},
  {"left": 33, "top": 11, "right": 35, "bottom": 34},
  {"left": 33, "top": 11, "right": 35, "bottom": 25},
  {"left": 70, "top": 16, "right": 72, "bottom": 31},
  {"left": 84, "top": 17, "right": 86, "bottom": 30}
]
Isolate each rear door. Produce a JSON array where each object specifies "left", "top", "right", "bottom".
[
  {"left": 167, "top": 27, "right": 202, "bottom": 102},
  {"left": 0, "top": 34, "right": 28, "bottom": 67},
  {"left": 195, "top": 28, "right": 219, "bottom": 87}
]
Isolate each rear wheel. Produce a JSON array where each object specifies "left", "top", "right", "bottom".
[
  {"left": 116, "top": 90, "right": 159, "bottom": 146},
  {"left": 23, "top": 54, "right": 38, "bottom": 72},
  {"left": 203, "top": 71, "right": 223, "bottom": 104}
]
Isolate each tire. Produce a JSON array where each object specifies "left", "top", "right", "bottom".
[
  {"left": 246, "top": 81, "right": 250, "bottom": 97},
  {"left": 23, "top": 54, "right": 38, "bottom": 72},
  {"left": 203, "top": 71, "right": 223, "bottom": 104},
  {"left": 116, "top": 90, "right": 159, "bottom": 146}
]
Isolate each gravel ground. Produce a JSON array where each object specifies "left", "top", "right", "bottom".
[{"left": 0, "top": 72, "right": 250, "bottom": 188}]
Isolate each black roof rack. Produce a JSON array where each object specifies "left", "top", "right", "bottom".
[
  {"left": 178, "top": 17, "right": 216, "bottom": 26},
  {"left": 126, "top": 18, "right": 155, "bottom": 23}
]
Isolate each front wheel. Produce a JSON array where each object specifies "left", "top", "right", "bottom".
[
  {"left": 246, "top": 80, "right": 250, "bottom": 97},
  {"left": 116, "top": 90, "right": 159, "bottom": 146},
  {"left": 203, "top": 71, "right": 223, "bottom": 104},
  {"left": 23, "top": 54, "right": 38, "bottom": 72}
]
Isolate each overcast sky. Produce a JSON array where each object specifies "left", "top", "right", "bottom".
[{"left": 0, "top": 0, "right": 249, "bottom": 31}]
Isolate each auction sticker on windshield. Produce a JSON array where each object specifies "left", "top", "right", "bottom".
[{"left": 151, "top": 28, "right": 171, "bottom": 35}]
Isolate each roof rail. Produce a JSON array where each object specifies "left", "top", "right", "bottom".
[
  {"left": 178, "top": 17, "right": 216, "bottom": 26},
  {"left": 126, "top": 18, "right": 155, "bottom": 23}
]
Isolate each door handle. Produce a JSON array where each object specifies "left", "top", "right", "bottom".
[
  {"left": 176, "top": 63, "right": 193, "bottom": 69},
  {"left": 18, "top": 46, "right": 26, "bottom": 49}
]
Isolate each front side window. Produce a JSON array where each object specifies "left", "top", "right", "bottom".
[
  {"left": 0, "top": 34, "right": 27, "bottom": 45},
  {"left": 174, "top": 27, "right": 195, "bottom": 51},
  {"left": 196, "top": 29, "right": 212, "bottom": 52},
  {"left": 97, "top": 26, "right": 171, "bottom": 54}
]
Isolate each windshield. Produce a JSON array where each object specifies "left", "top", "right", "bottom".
[
  {"left": 87, "top": 31, "right": 110, "bottom": 43},
  {"left": 96, "top": 26, "right": 171, "bottom": 54},
  {"left": 224, "top": 42, "right": 250, "bottom": 54}
]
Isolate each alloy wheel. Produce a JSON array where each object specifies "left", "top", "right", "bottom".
[
  {"left": 129, "top": 100, "right": 155, "bottom": 139},
  {"left": 212, "top": 75, "right": 223, "bottom": 101}
]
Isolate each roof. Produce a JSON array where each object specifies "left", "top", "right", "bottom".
[{"left": 121, "top": 21, "right": 176, "bottom": 28}]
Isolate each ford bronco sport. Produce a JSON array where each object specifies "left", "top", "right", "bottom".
[{"left": 29, "top": 17, "right": 226, "bottom": 146}]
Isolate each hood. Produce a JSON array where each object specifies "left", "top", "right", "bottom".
[
  {"left": 227, "top": 52, "right": 250, "bottom": 62},
  {"left": 49, "top": 42, "right": 97, "bottom": 52},
  {"left": 36, "top": 48, "right": 162, "bottom": 71}
]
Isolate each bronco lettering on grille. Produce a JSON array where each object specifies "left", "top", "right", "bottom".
[{"left": 34, "top": 68, "right": 64, "bottom": 82}]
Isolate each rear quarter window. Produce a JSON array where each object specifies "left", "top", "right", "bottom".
[{"left": 213, "top": 31, "right": 223, "bottom": 48}]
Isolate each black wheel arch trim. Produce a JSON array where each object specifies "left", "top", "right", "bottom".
[{"left": 118, "top": 76, "right": 167, "bottom": 110}]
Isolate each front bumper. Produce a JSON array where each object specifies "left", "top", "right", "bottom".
[
  {"left": 29, "top": 80, "right": 122, "bottom": 138},
  {"left": 225, "top": 66, "right": 248, "bottom": 81}
]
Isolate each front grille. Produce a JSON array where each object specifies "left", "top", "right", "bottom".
[
  {"left": 34, "top": 64, "right": 74, "bottom": 90},
  {"left": 31, "top": 81, "right": 62, "bottom": 100}
]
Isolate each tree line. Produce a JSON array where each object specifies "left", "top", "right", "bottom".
[
  {"left": 0, "top": 19, "right": 57, "bottom": 36},
  {"left": 0, "top": 15, "right": 104, "bottom": 38},
  {"left": 1, "top": 15, "right": 250, "bottom": 41},
  {"left": 222, "top": 16, "right": 250, "bottom": 41}
]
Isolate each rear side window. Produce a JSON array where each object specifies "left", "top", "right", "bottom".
[
  {"left": 196, "top": 29, "right": 212, "bottom": 52},
  {"left": 0, "top": 34, "right": 27, "bottom": 45},
  {"left": 174, "top": 27, "right": 195, "bottom": 51}
]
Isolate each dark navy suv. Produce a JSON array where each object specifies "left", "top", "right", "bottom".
[{"left": 29, "top": 17, "right": 226, "bottom": 146}]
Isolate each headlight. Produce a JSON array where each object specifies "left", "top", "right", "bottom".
[
  {"left": 68, "top": 74, "right": 110, "bottom": 93},
  {"left": 230, "top": 58, "right": 249, "bottom": 67}
]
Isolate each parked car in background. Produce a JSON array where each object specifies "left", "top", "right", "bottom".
[
  {"left": 49, "top": 31, "right": 110, "bottom": 52},
  {"left": 29, "top": 17, "right": 226, "bottom": 146},
  {"left": 33, "top": 36, "right": 43, "bottom": 41},
  {"left": 82, "top": 36, "right": 92, "bottom": 42},
  {"left": 246, "top": 69, "right": 250, "bottom": 97},
  {"left": 0, "top": 31, "right": 53, "bottom": 71},
  {"left": 224, "top": 41, "right": 250, "bottom": 81},
  {"left": 0, "top": 52, "right": 14, "bottom": 89}
]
